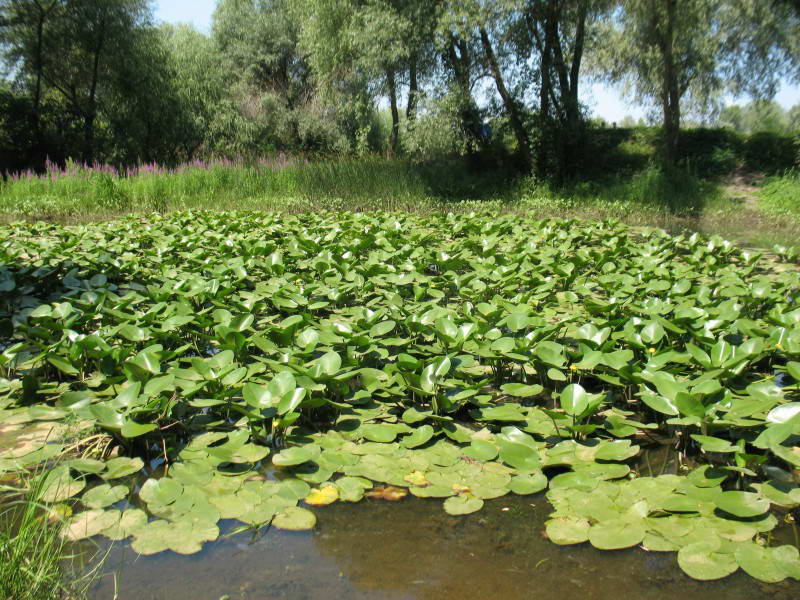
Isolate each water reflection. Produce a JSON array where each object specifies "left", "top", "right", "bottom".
[{"left": 88, "top": 495, "right": 798, "bottom": 600}]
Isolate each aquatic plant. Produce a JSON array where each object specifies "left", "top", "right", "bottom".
[{"left": 1, "top": 211, "right": 800, "bottom": 583}]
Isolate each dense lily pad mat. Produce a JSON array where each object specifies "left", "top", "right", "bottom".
[{"left": 1, "top": 211, "right": 800, "bottom": 583}]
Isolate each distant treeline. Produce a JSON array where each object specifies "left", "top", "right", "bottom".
[{"left": 0, "top": 0, "right": 798, "bottom": 178}]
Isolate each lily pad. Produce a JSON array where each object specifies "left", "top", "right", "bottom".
[
  {"left": 714, "top": 491, "right": 770, "bottom": 518},
  {"left": 272, "top": 506, "right": 317, "bottom": 531},
  {"left": 545, "top": 516, "right": 590, "bottom": 545},
  {"left": 38, "top": 466, "right": 85, "bottom": 503},
  {"left": 443, "top": 494, "right": 484, "bottom": 515},
  {"left": 507, "top": 472, "right": 547, "bottom": 495},
  {"left": 735, "top": 542, "right": 789, "bottom": 583},
  {"left": 588, "top": 518, "right": 646, "bottom": 550},
  {"left": 273, "top": 446, "right": 313, "bottom": 467},
  {"left": 82, "top": 484, "right": 128, "bottom": 509},
  {"left": 677, "top": 541, "right": 739, "bottom": 581},
  {"left": 63, "top": 509, "right": 121, "bottom": 541},
  {"left": 305, "top": 484, "right": 339, "bottom": 506},
  {"left": 102, "top": 457, "right": 144, "bottom": 480}
]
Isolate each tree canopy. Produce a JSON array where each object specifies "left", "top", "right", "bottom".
[{"left": 0, "top": 0, "right": 797, "bottom": 174}]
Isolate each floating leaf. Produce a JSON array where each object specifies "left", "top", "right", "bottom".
[
  {"left": 305, "top": 484, "right": 339, "bottom": 506},
  {"left": 273, "top": 447, "right": 313, "bottom": 467},
  {"left": 588, "top": 518, "right": 646, "bottom": 550},
  {"left": 272, "top": 507, "right": 317, "bottom": 531},
  {"left": 545, "top": 516, "right": 590, "bottom": 545},
  {"left": 678, "top": 541, "right": 739, "bottom": 581},
  {"left": 714, "top": 491, "right": 770, "bottom": 518},
  {"left": 443, "top": 494, "right": 484, "bottom": 515}
]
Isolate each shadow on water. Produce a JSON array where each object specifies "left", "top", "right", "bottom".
[{"left": 85, "top": 494, "right": 798, "bottom": 600}]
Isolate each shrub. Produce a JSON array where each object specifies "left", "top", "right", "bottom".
[{"left": 743, "top": 132, "right": 798, "bottom": 173}]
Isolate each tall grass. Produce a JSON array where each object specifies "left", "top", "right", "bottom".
[
  {"left": 518, "top": 165, "right": 724, "bottom": 216},
  {"left": 0, "top": 483, "right": 96, "bottom": 600},
  {"left": 2, "top": 156, "right": 798, "bottom": 248},
  {"left": 0, "top": 157, "right": 722, "bottom": 219},
  {"left": 760, "top": 170, "right": 800, "bottom": 215}
]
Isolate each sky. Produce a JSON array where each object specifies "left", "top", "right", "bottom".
[{"left": 154, "top": 0, "right": 800, "bottom": 124}]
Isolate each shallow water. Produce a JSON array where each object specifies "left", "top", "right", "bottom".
[{"left": 87, "top": 494, "right": 799, "bottom": 600}]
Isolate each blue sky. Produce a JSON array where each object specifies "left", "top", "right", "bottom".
[{"left": 154, "top": 0, "right": 800, "bottom": 123}]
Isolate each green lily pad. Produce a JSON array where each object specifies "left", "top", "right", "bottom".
[
  {"left": 102, "top": 457, "right": 144, "bottom": 480},
  {"left": 63, "top": 509, "right": 121, "bottom": 541},
  {"left": 272, "top": 506, "right": 317, "bottom": 530},
  {"left": 131, "top": 519, "right": 219, "bottom": 555},
  {"left": 714, "top": 491, "right": 770, "bottom": 518},
  {"left": 507, "top": 472, "right": 547, "bottom": 495},
  {"left": 361, "top": 424, "right": 399, "bottom": 443},
  {"left": 735, "top": 542, "right": 789, "bottom": 583},
  {"left": 443, "top": 494, "right": 484, "bottom": 515},
  {"left": 139, "top": 477, "right": 183, "bottom": 507},
  {"left": 463, "top": 439, "right": 499, "bottom": 461},
  {"left": 678, "top": 541, "right": 739, "bottom": 581},
  {"left": 82, "top": 484, "right": 128, "bottom": 509},
  {"left": 588, "top": 518, "right": 646, "bottom": 550},
  {"left": 67, "top": 458, "right": 107, "bottom": 474},
  {"left": 687, "top": 465, "right": 729, "bottom": 488},
  {"left": 103, "top": 509, "right": 148, "bottom": 541},
  {"left": 500, "top": 383, "right": 543, "bottom": 398},
  {"left": 772, "top": 545, "right": 800, "bottom": 580},
  {"left": 273, "top": 446, "right": 314, "bottom": 467},
  {"left": 335, "top": 476, "right": 371, "bottom": 502},
  {"left": 545, "top": 516, "right": 590, "bottom": 545},
  {"left": 401, "top": 425, "right": 434, "bottom": 448},
  {"left": 498, "top": 441, "right": 541, "bottom": 471},
  {"left": 38, "top": 466, "right": 85, "bottom": 503}
]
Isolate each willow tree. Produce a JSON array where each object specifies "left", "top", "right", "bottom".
[
  {"left": 602, "top": 0, "right": 798, "bottom": 169},
  {"left": 291, "top": 0, "right": 436, "bottom": 155}
]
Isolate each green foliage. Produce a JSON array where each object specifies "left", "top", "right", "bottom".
[
  {"left": 761, "top": 171, "right": 800, "bottom": 215},
  {"left": 717, "top": 100, "right": 800, "bottom": 135},
  {"left": 597, "top": 0, "right": 797, "bottom": 167},
  {"left": 0, "top": 478, "right": 95, "bottom": 600},
  {"left": 743, "top": 133, "right": 798, "bottom": 174},
  {"left": 2, "top": 211, "right": 800, "bottom": 584}
]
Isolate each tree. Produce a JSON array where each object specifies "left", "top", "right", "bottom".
[
  {"left": 601, "top": 0, "right": 798, "bottom": 169},
  {"left": 0, "top": 0, "right": 61, "bottom": 165},
  {"left": 214, "top": 0, "right": 354, "bottom": 153},
  {"left": 161, "top": 24, "right": 231, "bottom": 160},
  {"left": 292, "top": 0, "right": 437, "bottom": 155},
  {"left": 788, "top": 104, "right": 800, "bottom": 132},
  {"left": 0, "top": 0, "right": 160, "bottom": 165},
  {"left": 522, "top": 0, "right": 608, "bottom": 177}
]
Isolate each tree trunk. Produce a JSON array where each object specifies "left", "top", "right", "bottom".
[
  {"left": 446, "top": 36, "right": 484, "bottom": 152},
  {"left": 386, "top": 68, "right": 400, "bottom": 155},
  {"left": 33, "top": 10, "right": 45, "bottom": 168},
  {"left": 83, "top": 15, "right": 106, "bottom": 164},
  {"left": 32, "top": 0, "right": 57, "bottom": 170},
  {"left": 659, "top": 0, "right": 680, "bottom": 169},
  {"left": 552, "top": 0, "right": 588, "bottom": 180},
  {"left": 406, "top": 56, "right": 418, "bottom": 122},
  {"left": 479, "top": 26, "right": 530, "bottom": 167},
  {"left": 535, "top": 1, "right": 558, "bottom": 177}
]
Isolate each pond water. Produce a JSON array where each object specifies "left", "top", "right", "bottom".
[{"left": 86, "top": 493, "right": 799, "bottom": 600}]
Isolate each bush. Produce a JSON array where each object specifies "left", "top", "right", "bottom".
[
  {"left": 676, "top": 128, "right": 743, "bottom": 177},
  {"left": 743, "top": 132, "right": 798, "bottom": 173}
]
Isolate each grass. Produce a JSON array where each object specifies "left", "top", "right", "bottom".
[
  {"left": 760, "top": 170, "right": 800, "bottom": 216},
  {"left": 1, "top": 156, "right": 799, "bottom": 249},
  {"left": 0, "top": 481, "right": 96, "bottom": 600}
]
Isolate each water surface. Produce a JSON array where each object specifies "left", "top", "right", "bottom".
[{"left": 87, "top": 494, "right": 799, "bottom": 600}]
